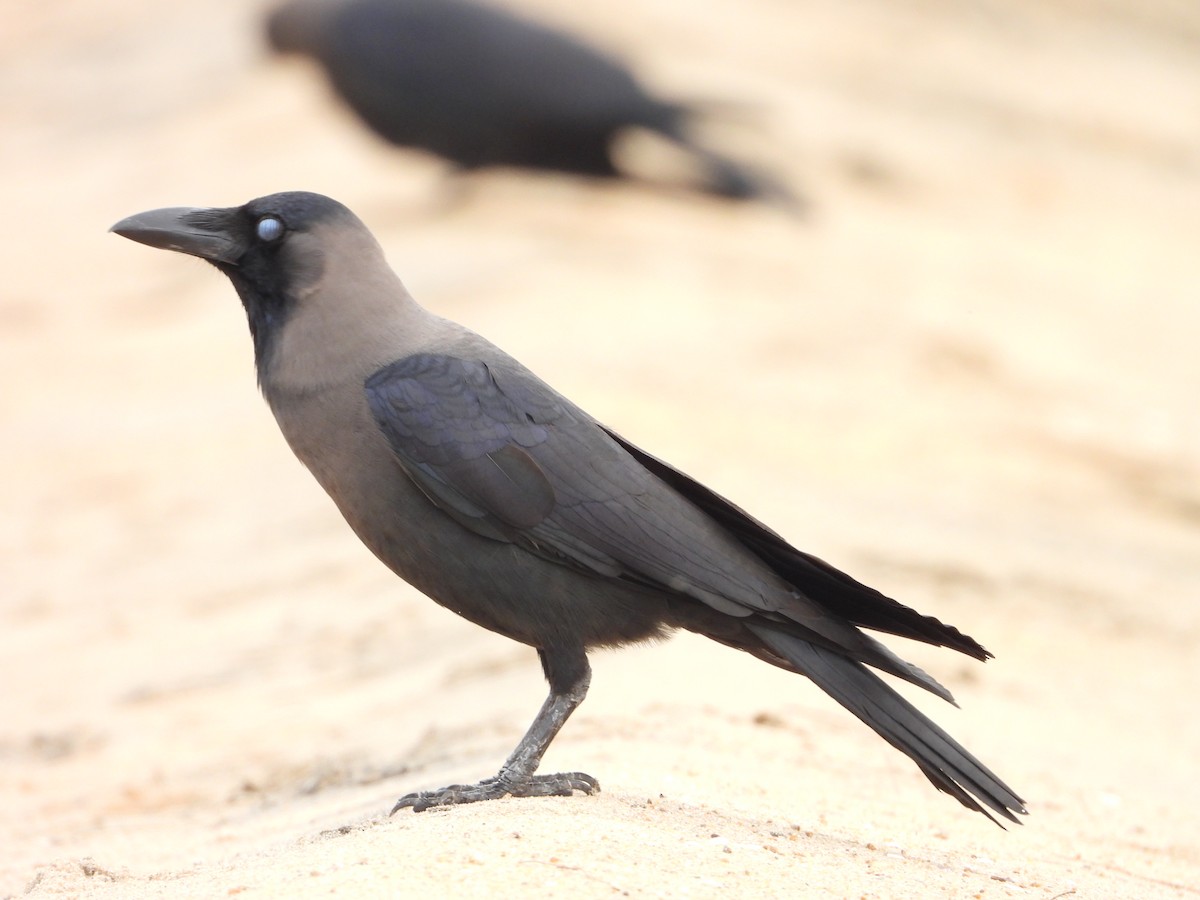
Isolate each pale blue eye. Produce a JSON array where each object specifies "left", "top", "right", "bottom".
[{"left": 256, "top": 216, "right": 284, "bottom": 241}]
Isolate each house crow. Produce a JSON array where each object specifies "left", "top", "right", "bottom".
[
  {"left": 110, "top": 191, "right": 1024, "bottom": 824},
  {"left": 265, "top": 0, "right": 797, "bottom": 206}
]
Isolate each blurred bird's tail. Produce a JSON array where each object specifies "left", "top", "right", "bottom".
[
  {"left": 748, "top": 624, "right": 1027, "bottom": 826},
  {"left": 688, "top": 144, "right": 805, "bottom": 211},
  {"left": 653, "top": 103, "right": 805, "bottom": 211},
  {"left": 621, "top": 104, "right": 804, "bottom": 211}
]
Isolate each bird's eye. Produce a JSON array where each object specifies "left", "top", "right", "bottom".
[{"left": 256, "top": 216, "right": 285, "bottom": 242}]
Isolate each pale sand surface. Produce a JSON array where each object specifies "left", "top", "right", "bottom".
[{"left": 4, "top": 1, "right": 1199, "bottom": 897}]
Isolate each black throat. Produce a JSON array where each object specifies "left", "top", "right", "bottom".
[{"left": 216, "top": 259, "right": 293, "bottom": 386}]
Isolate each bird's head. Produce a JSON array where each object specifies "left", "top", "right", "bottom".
[{"left": 111, "top": 191, "right": 389, "bottom": 377}]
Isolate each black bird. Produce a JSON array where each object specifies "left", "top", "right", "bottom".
[
  {"left": 265, "top": 0, "right": 797, "bottom": 205},
  {"left": 110, "top": 192, "right": 1024, "bottom": 824}
]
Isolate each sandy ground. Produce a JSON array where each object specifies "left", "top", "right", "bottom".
[{"left": 4, "top": 0, "right": 1200, "bottom": 896}]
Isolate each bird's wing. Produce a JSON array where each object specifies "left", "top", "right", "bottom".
[
  {"left": 362, "top": 352, "right": 558, "bottom": 541},
  {"left": 364, "top": 352, "right": 784, "bottom": 615},
  {"left": 603, "top": 428, "right": 989, "bottom": 660},
  {"left": 367, "top": 353, "right": 980, "bottom": 698}
]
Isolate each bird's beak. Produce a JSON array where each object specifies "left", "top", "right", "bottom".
[{"left": 110, "top": 206, "right": 244, "bottom": 265}]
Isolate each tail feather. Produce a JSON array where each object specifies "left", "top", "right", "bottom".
[
  {"left": 859, "top": 631, "right": 957, "bottom": 704},
  {"left": 691, "top": 144, "right": 805, "bottom": 211},
  {"left": 647, "top": 108, "right": 804, "bottom": 210},
  {"left": 749, "top": 625, "right": 1026, "bottom": 826}
]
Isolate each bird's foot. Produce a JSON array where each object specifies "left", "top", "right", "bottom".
[{"left": 390, "top": 771, "right": 599, "bottom": 813}]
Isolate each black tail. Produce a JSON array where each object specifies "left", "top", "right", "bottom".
[
  {"left": 646, "top": 105, "right": 804, "bottom": 210},
  {"left": 750, "top": 625, "right": 1026, "bottom": 826},
  {"left": 690, "top": 143, "right": 805, "bottom": 211}
]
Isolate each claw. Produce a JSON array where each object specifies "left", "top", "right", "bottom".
[{"left": 390, "top": 771, "right": 599, "bottom": 814}]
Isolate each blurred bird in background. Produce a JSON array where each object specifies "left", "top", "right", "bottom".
[{"left": 265, "top": 0, "right": 799, "bottom": 207}]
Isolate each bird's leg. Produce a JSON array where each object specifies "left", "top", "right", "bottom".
[{"left": 391, "top": 652, "right": 598, "bottom": 813}]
